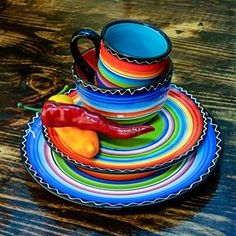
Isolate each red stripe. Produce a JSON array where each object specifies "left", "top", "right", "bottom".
[{"left": 100, "top": 41, "right": 169, "bottom": 76}]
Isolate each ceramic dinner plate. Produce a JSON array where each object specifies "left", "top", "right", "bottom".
[
  {"left": 21, "top": 114, "right": 222, "bottom": 209},
  {"left": 43, "top": 84, "right": 208, "bottom": 173}
]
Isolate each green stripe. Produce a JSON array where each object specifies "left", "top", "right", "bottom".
[
  {"left": 100, "top": 114, "right": 164, "bottom": 149},
  {"left": 99, "top": 103, "right": 181, "bottom": 161},
  {"left": 98, "top": 63, "right": 131, "bottom": 88},
  {"left": 110, "top": 112, "right": 158, "bottom": 125}
]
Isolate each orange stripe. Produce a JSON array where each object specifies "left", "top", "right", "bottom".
[
  {"left": 100, "top": 42, "right": 169, "bottom": 77},
  {"left": 100, "top": 55, "right": 164, "bottom": 78},
  {"left": 79, "top": 168, "right": 154, "bottom": 181}
]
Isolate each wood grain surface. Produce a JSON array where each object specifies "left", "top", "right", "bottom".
[{"left": 0, "top": 0, "right": 235, "bottom": 235}]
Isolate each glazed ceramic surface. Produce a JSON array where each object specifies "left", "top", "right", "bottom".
[
  {"left": 96, "top": 42, "right": 170, "bottom": 88},
  {"left": 101, "top": 20, "right": 171, "bottom": 60},
  {"left": 70, "top": 20, "right": 171, "bottom": 87},
  {"left": 43, "top": 85, "right": 207, "bottom": 173},
  {"left": 73, "top": 48, "right": 173, "bottom": 124},
  {"left": 21, "top": 115, "right": 222, "bottom": 209}
]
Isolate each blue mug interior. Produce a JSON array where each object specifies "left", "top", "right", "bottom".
[{"left": 103, "top": 22, "right": 169, "bottom": 59}]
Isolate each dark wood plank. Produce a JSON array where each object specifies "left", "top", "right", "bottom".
[{"left": 0, "top": 0, "right": 235, "bottom": 235}]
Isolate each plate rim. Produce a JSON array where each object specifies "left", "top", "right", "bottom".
[
  {"left": 20, "top": 112, "right": 222, "bottom": 209},
  {"left": 42, "top": 84, "right": 208, "bottom": 174}
]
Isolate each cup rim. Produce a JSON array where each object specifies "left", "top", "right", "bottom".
[
  {"left": 72, "top": 50, "right": 174, "bottom": 95},
  {"left": 100, "top": 19, "right": 172, "bottom": 63}
]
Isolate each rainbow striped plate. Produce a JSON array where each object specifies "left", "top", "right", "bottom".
[
  {"left": 21, "top": 114, "right": 222, "bottom": 209},
  {"left": 43, "top": 85, "right": 208, "bottom": 173}
]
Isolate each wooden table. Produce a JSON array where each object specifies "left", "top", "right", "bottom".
[{"left": 0, "top": 1, "right": 235, "bottom": 235}]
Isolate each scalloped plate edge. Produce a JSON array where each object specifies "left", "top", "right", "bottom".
[
  {"left": 21, "top": 115, "right": 222, "bottom": 209},
  {"left": 42, "top": 84, "right": 208, "bottom": 174}
]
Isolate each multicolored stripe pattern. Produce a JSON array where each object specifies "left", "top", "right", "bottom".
[
  {"left": 76, "top": 78, "right": 170, "bottom": 125},
  {"left": 73, "top": 48, "right": 173, "bottom": 124},
  {"left": 44, "top": 85, "right": 207, "bottom": 173},
  {"left": 96, "top": 42, "right": 169, "bottom": 88},
  {"left": 21, "top": 114, "right": 222, "bottom": 209}
]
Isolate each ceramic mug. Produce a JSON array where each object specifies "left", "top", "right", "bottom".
[
  {"left": 71, "top": 47, "right": 173, "bottom": 125},
  {"left": 70, "top": 20, "right": 172, "bottom": 88}
]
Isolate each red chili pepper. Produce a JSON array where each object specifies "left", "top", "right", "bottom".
[{"left": 41, "top": 101, "right": 154, "bottom": 139}]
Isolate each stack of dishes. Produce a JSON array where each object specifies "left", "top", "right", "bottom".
[{"left": 21, "top": 52, "right": 223, "bottom": 210}]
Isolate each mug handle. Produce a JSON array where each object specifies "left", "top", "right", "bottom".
[{"left": 70, "top": 29, "right": 101, "bottom": 83}]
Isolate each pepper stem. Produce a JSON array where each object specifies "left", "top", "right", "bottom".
[
  {"left": 17, "top": 103, "right": 41, "bottom": 112},
  {"left": 58, "top": 84, "right": 69, "bottom": 94},
  {"left": 17, "top": 84, "right": 69, "bottom": 112}
]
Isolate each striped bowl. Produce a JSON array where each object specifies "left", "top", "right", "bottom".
[{"left": 72, "top": 48, "right": 173, "bottom": 124}]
